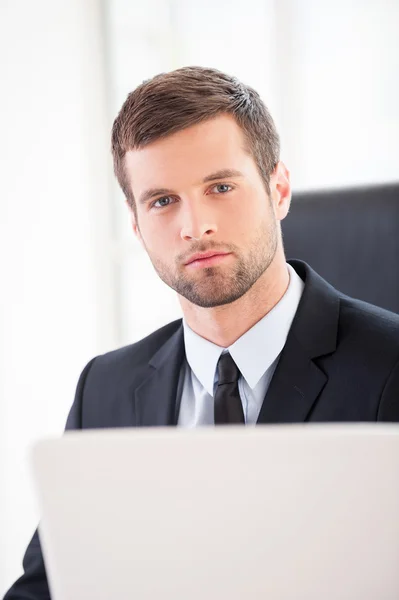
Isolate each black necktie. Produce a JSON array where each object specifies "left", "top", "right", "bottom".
[{"left": 214, "top": 352, "right": 245, "bottom": 424}]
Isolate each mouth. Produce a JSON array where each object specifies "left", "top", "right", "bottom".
[{"left": 185, "top": 252, "right": 232, "bottom": 269}]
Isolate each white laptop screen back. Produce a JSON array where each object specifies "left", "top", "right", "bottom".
[{"left": 30, "top": 425, "right": 399, "bottom": 600}]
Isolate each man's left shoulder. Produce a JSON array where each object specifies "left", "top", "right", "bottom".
[
  {"left": 336, "top": 297, "right": 399, "bottom": 420},
  {"left": 338, "top": 294, "right": 399, "bottom": 354}
]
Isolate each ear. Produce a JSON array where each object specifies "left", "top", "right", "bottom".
[{"left": 269, "top": 161, "right": 291, "bottom": 222}]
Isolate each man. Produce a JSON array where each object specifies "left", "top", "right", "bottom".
[{"left": 4, "top": 66, "right": 399, "bottom": 599}]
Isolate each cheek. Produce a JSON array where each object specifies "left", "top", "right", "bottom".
[
  {"left": 227, "top": 194, "right": 268, "bottom": 233},
  {"left": 138, "top": 217, "right": 178, "bottom": 259},
  {"left": 139, "top": 216, "right": 168, "bottom": 242}
]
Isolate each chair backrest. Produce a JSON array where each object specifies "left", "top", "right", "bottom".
[{"left": 281, "top": 182, "right": 399, "bottom": 314}]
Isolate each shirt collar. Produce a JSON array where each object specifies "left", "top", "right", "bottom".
[{"left": 183, "top": 263, "right": 305, "bottom": 396}]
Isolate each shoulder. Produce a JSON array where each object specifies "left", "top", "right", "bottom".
[
  {"left": 335, "top": 294, "right": 399, "bottom": 378},
  {"left": 84, "top": 318, "right": 183, "bottom": 382},
  {"left": 338, "top": 297, "right": 399, "bottom": 420},
  {"left": 292, "top": 259, "right": 399, "bottom": 357},
  {"left": 339, "top": 294, "right": 399, "bottom": 346}
]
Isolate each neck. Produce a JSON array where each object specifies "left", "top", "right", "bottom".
[{"left": 180, "top": 250, "right": 290, "bottom": 347}]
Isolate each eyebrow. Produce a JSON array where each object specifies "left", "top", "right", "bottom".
[{"left": 138, "top": 168, "right": 245, "bottom": 205}]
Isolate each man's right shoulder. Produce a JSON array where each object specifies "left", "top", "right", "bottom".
[
  {"left": 92, "top": 318, "right": 183, "bottom": 371},
  {"left": 67, "top": 318, "right": 183, "bottom": 429}
]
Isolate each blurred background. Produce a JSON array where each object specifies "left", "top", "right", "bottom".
[{"left": 1, "top": 0, "right": 398, "bottom": 593}]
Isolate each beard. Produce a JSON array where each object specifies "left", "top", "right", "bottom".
[{"left": 143, "top": 217, "right": 278, "bottom": 308}]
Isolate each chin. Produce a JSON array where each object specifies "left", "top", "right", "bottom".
[{"left": 183, "top": 287, "right": 249, "bottom": 308}]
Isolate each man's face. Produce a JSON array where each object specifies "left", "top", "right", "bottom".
[{"left": 124, "top": 114, "right": 290, "bottom": 308}]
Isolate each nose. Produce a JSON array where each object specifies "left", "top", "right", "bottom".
[{"left": 180, "top": 203, "right": 217, "bottom": 242}]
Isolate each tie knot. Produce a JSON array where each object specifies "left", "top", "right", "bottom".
[{"left": 217, "top": 352, "right": 240, "bottom": 385}]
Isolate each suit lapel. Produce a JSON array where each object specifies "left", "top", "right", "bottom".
[
  {"left": 135, "top": 324, "right": 185, "bottom": 426},
  {"left": 257, "top": 260, "right": 340, "bottom": 424},
  {"left": 257, "top": 335, "right": 327, "bottom": 423}
]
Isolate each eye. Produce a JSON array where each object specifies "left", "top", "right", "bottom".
[
  {"left": 151, "top": 196, "right": 175, "bottom": 209},
  {"left": 210, "top": 183, "right": 233, "bottom": 194}
]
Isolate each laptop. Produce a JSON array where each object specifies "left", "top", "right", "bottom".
[{"left": 30, "top": 424, "right": 399, "bottom": 600}]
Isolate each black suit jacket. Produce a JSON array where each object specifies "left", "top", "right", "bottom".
[{"left": 4, "top": 260, "right": 399, "bottom": 599}]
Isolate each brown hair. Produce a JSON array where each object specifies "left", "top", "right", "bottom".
[{"left": 111, "top": 66, "right": 280, "bottom": 211}]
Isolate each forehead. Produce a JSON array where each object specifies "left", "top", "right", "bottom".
[{"left": 124, "top": 114, "right": 255, "bottom": 195}]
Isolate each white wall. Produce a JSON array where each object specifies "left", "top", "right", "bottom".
[
  {"left": 0, "top": 1, "right": 117, "bottom": 593},
  {"left": 286, "top": 0, "right": 399, "bottom": 190}
]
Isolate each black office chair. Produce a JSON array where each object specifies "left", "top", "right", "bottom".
[{"left": 282, "top": 182, "right": 399, "bottom": 314}]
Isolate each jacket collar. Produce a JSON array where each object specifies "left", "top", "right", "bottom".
[
  {"left": 256, "top": 260, "right": 340, "bottom": 423},
  {"left": 134, "top": 325, "right": 185, "bottom": 426}
]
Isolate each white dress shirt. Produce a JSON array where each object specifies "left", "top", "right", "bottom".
[{"left": 178, "top": 264, "right": 305, "bottom": 426}]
